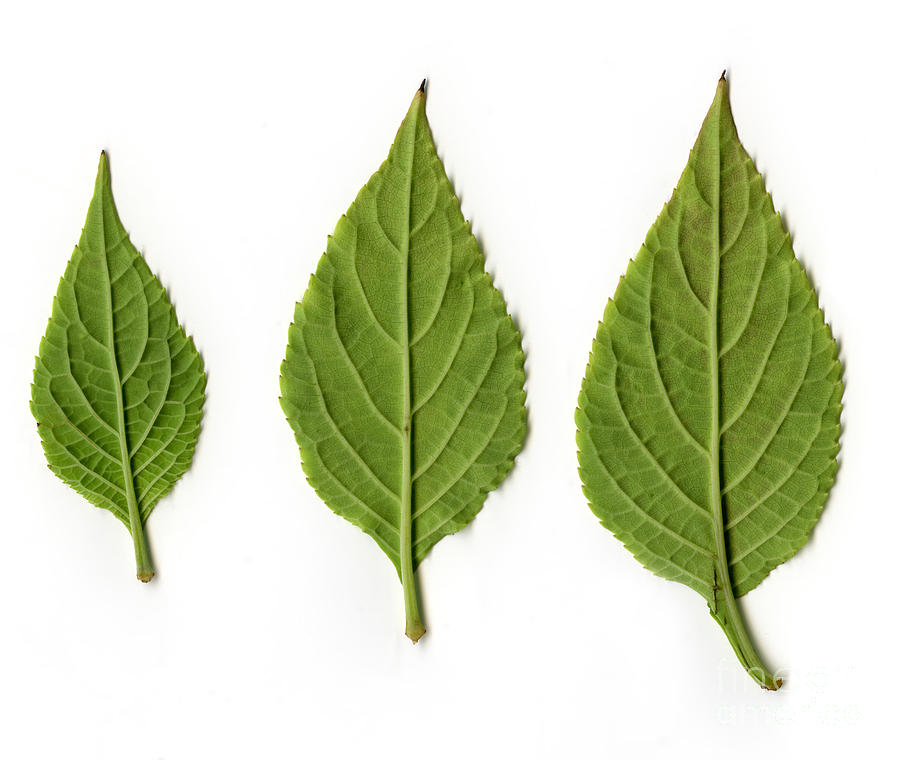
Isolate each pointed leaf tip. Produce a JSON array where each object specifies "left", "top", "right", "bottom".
[
  {"left": 95, "top": 151, "right": 111, "bottom": 190},
  {"left": 717, "top": 71, "right": 730, "bottom": 101},
  {"left": 418, "top": 78, "right": 426, "bottom": 94}
]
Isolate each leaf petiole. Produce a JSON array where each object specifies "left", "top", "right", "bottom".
[
  {"left": 710, "top": 599, "right": 782, "bottom": 690},
  {"left": 129, "top": 510, "right": 155, "bottom": 583},
  {"left": 401, "top": 565, "right": 425, "bottom": 643}
]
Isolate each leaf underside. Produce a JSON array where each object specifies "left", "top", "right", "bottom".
[
  {"left": 31, "top": 154, "right": 206, "bottom": 575},
  {"left": 576, "top": 78, "right": 842, "bottom": 682},
  {"left": 280, "top": 90, "right": 526, "bottom": 579}
]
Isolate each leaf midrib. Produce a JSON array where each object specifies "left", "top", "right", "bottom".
[
  {"left": 707, "top": 94, "right": 726, "bottom": 606},
  {"left": 94, "top": 178, "right": 152, "bottom": 579},
  {"left": 705, "top": 91, "right": 767, "bottom": 680},
  {"left": 398, "top": 102, "right": 418, "bottom": 602},
  {"left": 96, "top": 192, "right": 141, "bottom": 535}
]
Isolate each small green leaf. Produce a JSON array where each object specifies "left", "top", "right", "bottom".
[
  {"left": 575, "top": 75, "right": 843, "bottom": 689},
  {"left": 31, "top": 153, "right": 206, "bottom": 582},
  {"left": 280, "top": 84, "right": 526, "bottom": 642}
]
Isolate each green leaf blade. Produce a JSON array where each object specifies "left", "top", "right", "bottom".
[
  {"left": 576, "top": 76, "right": 842, "bottom": 688},
  {"left": 31, "top": 153, "right": 206, "bottom": 581},
  {"left": 280, "top": 87, "right": 526, "bottom": 641}
]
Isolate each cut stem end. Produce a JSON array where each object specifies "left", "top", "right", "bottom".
[
  {"left": 131, "top": 525, "right": 154, "bottom": 584},
  {"left": 405, "top": 621, "right": 426, "bottom": 644}
]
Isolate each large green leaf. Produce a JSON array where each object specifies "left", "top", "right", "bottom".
[
  {"left": 31, "top": 153, "right": 206, "bottom": 582},
  {"left": 575, "top": 75, "right": 843, "bottom": 689},
  {"left": 280, "top": 83, "right": 526, "bottom": 642}
]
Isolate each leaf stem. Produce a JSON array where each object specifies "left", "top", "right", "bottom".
[
  {"left": 128, "top": 491, "right": 154, "bottom": 583},
  {"left": 400, "top": 507, "right": 424, "bottom": 643},
  {"left": 709, "top": 592, "right": 781, "bottom": 690}
]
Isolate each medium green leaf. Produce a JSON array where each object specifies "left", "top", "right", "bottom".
[
  {"left": 280, "top": 83, "right": 526, "bottom": 642},
  {"left": 575, "top": 75, "right": 843, "bottom": 689},
  {"left": 31, "top": 153, "right": 206, "bottom": 582}
]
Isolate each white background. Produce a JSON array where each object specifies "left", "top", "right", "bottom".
[{"left": 0, "top": 1, "right": 895, "bottom": 757}]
